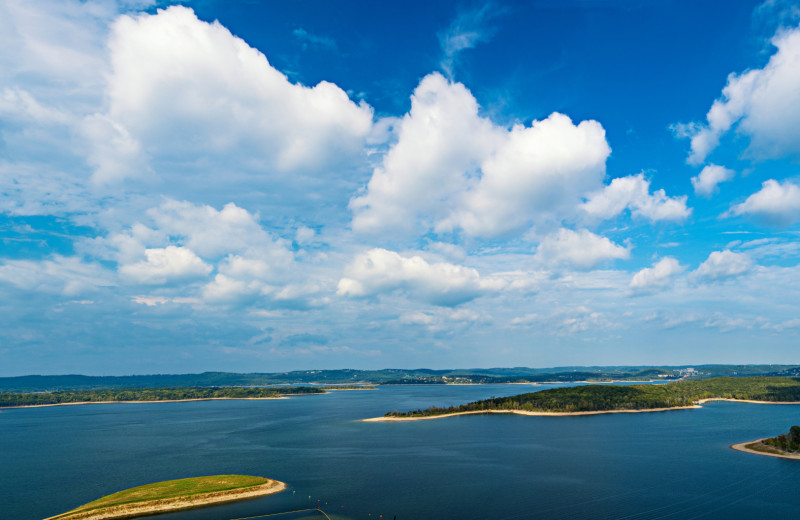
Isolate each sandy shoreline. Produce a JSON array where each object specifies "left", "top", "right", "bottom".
[
  {"left": 44, "top": 480, "right": 286, "bottom": 520},
  {"left": 2, "top": 396, "right": 290, "bottom": 410},
  {"left": 363, "top": 405, "right": 702, "bottom": 422},
  {"left": 730, "top": 439, "right": 800, "bottom": 460},
  {"left": 364, "top": 397, "right": 800, "bottom": 422}
]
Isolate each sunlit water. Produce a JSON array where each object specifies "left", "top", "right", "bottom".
[{"left": 2, "top": 384, "right": 799, "bottom": 520}]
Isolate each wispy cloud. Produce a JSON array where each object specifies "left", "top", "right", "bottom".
[
  {"left": 438, "top": 4, "right": 503, "bottom": 79},
  {"left": 293, "top": 27, "right": 337, "bottom": 51}
]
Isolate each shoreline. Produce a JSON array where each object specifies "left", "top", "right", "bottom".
[
  {"left": 363, "top": 405, "right": 702, "bottom": 422},
  {"left": 730, "top": 439, "right": 800, "bottom": 460},
  {"left": 364, "top": 397, "right": 800, "bottom": 422},
  {"left": 1, "top": 396, "right": 290, "bottom": 410},
  {"left": 44, "top": 479, "right": 286, "bottom": 520}
]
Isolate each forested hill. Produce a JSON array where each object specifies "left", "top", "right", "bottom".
[
  {"left": 3, "top": 365, "right": 799, "bottom": 392},
  {"left": 386, "top": 377, "right": 800, "bottom": 417}
]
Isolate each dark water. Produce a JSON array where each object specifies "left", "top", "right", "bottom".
[{"left": 2, "top": 384, "right": 799, "bottom": 520}]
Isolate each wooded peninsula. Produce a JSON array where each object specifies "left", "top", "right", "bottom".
[
  {"left": 732, "top": 425, "right": 800, "bottom": 459},
  {"left": 378, "top": 377, "right": 800, "bottom": 419},
  {"left": 0, "top": 385, "right": 370, "bottom": 408}
]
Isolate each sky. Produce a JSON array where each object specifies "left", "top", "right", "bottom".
[{"left": 2, "top": 0, "right": 800, "bottom": 375}]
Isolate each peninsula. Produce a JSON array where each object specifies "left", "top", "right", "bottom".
[
  {"left": 368, "top": 376, "right": 800, "bottom": 421},
  {"left": 0, "top": 385, "right": 372, "bottom": 408},
  {"left": 43, "top": 475, "right": 286, "bottom": 520},
  {"left": 732, "top": 425, "right": 800, "bottom": 460}
]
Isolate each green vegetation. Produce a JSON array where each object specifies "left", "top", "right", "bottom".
[
  {"left": 385, "top": 377, "right": 800, "bottom": 417},
  {"left": 0, "top": 385, "right": 373, "bottom": 408},
  {"left": 760, "top": 425, "right": 800, "bottom": 453},
  {"left": 47, "top": 475, "right": 271, "bottom": 520}
]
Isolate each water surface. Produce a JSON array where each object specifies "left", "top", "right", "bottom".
[{"left": 2, "top": 384, "right": 798, "bottom": 520}]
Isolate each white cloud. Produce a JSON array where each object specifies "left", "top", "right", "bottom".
[
  {"left": 88, "top": 5, "right": 373, "bottom": 184},
  {"left": 350, "top": 73, "right": 610, "bottom": 237},
  {"left": 145, "top": 199, "right": 293, "bottom": 262},
  {"left": 629, "top": 257, "right": 684, "bottom": 293},
  {"left": 535, "top": 228, "right": 629, "bottom": 270},
  {"left": 337, "top": 248, "right": 496, "bottom": 306},
  {"left": 677, "top": 25, "right": 800, "bottom": 164},
  {"left": 119, "top": 246, "right": 212, "bottom": 285},
  {"left": 691, "top": 250, "right": 754, "bottom": 283},
  {"left": 0, "top": 256, "right": 113, "bottom": 296},
  {"left": 730, "top": 179, "right": 800, "bottom": 225},
  {"left": 691, "top": 164, "right": 735, "bottom": 197},
  {"left": 582, "top": 173, "right": 691, "bottom": 222}
]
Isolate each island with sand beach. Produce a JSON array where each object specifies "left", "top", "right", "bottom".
[
  {"left": 366, "top": 376, "right": 800, "bottom": 421},
  {"left": 732, "top": 425, "right": 800, "bottom": 460},
  {"left": 43, "top": 475, "right": 286, "bottom": 520}
]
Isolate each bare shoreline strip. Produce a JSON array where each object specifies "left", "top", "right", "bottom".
[
  {"left": 43, "top": 480, "right": 286, "bottom": 520},
  {"left": 362, "top": 406, "right": 702, "bottom": 422},
  {"left": 3, "top": 396, "right": 289, "bottom": 410},
  {"left": 363, "top": 398, "right": 800, "bottom": 422},
  {"left": 730, "top": 439, "right": 800, "bottom": 460}
]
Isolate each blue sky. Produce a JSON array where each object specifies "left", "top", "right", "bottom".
[{"left": 2, "top": 0, "right": 800, "bottom": 375}]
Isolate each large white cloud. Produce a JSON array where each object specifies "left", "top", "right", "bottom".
[
  {"left": 88, "top": 5, "right": 373, "bottom": 184},
  {"left": 581, "top": 173, "right": 691, "bottom": 221},
  {"left": 534, "top": 228, "right": 629, "bottom": 270},
  {"left": 730, "top": 179, "right": 800, "bottom": 225},
  {"left": 678, "top": 25, "right": 800, "bottom": 164},
  {"left": 691, "top": 250, "right": 753, "bottom": 283},
  {"left": 350, "top": 72, "right": 611, "bottom": 237},
  {"left": 119, "top": 246, "right": 212, "bottom": 285},
  {"left": 691, "top": 164, "right": 735, "bottom": 198},
  {"left": 337, "top": 248, "right": 496, "bottom": 306},
  {"left": 629, "top": 257, "right": 684, "bottom": 293}
]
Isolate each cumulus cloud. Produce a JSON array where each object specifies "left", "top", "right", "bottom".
[
  {"left": 535, "top": 228, "right": 629, "bottom": 270},
  {"left": 691, "top": 250, "right": 753, "bottom": 283},
  {"left": 88, "top": 5, "right": 373, "bottom": 184},
  {"left": 350, "top": 73, "right": 611, "bottom": 237},
  {"left": 730, "top": 179, "right": 800, "bottom": 225},
  {"left": 629, "top": 257, "right": 684, "bottom": 293},
  {"left": 582, "top": 173, "right": 691, "bottom": 222},
  {"left": 337, "top": 248, "right": 496, "bottom": 306},
  {"left": 119, "top": 246, "right": 212, "bottom": 285},
  {"left": 100, "top": 199, "right": 301, "bottom": 304},
  {"left": 676, "top": 25, "right": 800, "bottom": 164},
  {"left": 691, "top": 164, "right": 735, "bottom": 197}
]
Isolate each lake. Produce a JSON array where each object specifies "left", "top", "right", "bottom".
[{"left": 2, "top": 384, "right": 799, "bottom": 520}]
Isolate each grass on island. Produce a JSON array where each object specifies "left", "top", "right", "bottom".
[
  {"left": 385, "top": 376, "right": 800, "bottom": 417},
  {"left": 48, "top": 475, "right": 270, "bottom": 520}
]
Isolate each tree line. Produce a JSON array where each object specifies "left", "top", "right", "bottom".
[{"left": 386, "top": 377, "right": 800, "bottom": 417}]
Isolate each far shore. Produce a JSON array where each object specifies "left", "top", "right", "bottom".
[
  {"left": 731, "top": 439, "right": 800, "bottom": 460},
  {"left": 364, "top": 397, "right": 800, "bottom": 422},
  {"left": 44, "top": 480, "right": 286, "bottom": 520},
  {"left": 2, "top": 396, "right": 290, "bottom": 410}
]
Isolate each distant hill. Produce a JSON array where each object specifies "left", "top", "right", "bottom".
[{"left": 2, "top": 365, "right": 799, "bottom": 392}]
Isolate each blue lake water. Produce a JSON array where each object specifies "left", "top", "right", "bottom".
[{"left": 2, "top": 384, "right": 799, "bottom": 520}]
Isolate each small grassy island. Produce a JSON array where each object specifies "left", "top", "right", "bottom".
[
  {"left": 43, "top": 475, "right": 286, "bottom": 520},
  {"left": 732, "top": 425, "right": 800, "bottom": 460},
  {"left": 0, "top": 385, "right": 371, "bottom": 408},
  {"left": 369, "top": 377, "right": 800, "bottom": 421}
]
